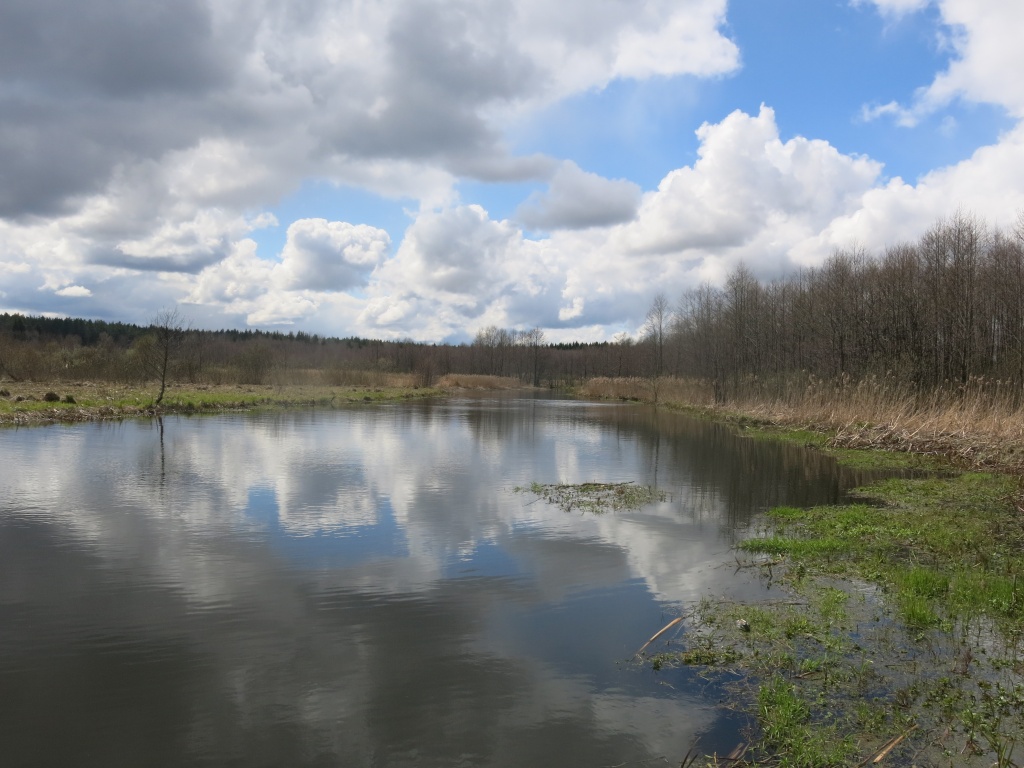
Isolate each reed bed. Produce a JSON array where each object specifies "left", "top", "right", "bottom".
[
  {"left": 579, "top": 374, "right": 1024, "bottom": 473},
  {"left": 317, "top": 367, "right": 419, "bottom": 388},
  {"left": 435, "top": 374, "right": 526, "bottom": 389}
]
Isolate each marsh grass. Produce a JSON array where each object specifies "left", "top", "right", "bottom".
[
  {"left": 643, "top": 468, "right": 1024, "bottom": 765},
  {"left": 756, "top": 675, "right": 858, "bottom": 767},
  {"left": 435, "top": 374, "right": 526, "bottom": 389},
  {"left": 579, "top": 374, "right": 1024, "bottom": 474}
]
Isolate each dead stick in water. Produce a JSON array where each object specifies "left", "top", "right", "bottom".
[
  {"left": 857, "top": 724, "right": 918, "bottom": 765},
  {"left": 635, "top": 616, "right": 683, "bottom": 656}
]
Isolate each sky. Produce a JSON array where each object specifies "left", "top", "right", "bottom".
[{"left": 1, "top": 0, "right": 1023, "bottom": 343}]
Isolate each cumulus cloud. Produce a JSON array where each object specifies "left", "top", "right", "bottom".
[
  {"left": 516, "top": 162, "right": 642, "bottom": 230},
  {"left": 791, "top": 120, "right": 1024, "bottom": 261},
  {"left": 611, "top": 106, "right": 882, "bottom": 258},
  {"left": 175, "top": 97, "right": 1022, "bottom": 342},
  {"left": 356, "top": 107, "right": 886, "bottom": 339},
  {"left": 0, "top": 0, "right": 742, "bottom": 332},
  {"left": 276, "top": 219, "right": 390, "bottom": 291},
  {"left": 4, "top": 0, "right": 1024, "bottom": 342},
  {"left": 0, "top": 0, "right": 738, "bottom": 222}
]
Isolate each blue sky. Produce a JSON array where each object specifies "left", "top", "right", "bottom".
[{"left": 2, "top": 0, "right": 1023, "bottom": 341}]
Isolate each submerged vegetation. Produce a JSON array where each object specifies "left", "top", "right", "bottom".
[{"left": 515, "top": 481, "right": 668, "bottom": 514}]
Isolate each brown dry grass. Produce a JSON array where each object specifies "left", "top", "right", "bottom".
[
  {"left": 579, "top": 374, "right": 1024, "bottom": 474},
  {"left": 435, "top": 374, "right": 527, "bottom": 390}
]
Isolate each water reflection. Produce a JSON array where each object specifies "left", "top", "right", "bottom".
[{"left": 0, "top": 395, "right": 871, "bottom": 766}]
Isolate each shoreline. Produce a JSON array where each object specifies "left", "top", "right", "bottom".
[
  {"left": 578, "top": 376, "right": 1024, "bottom": 477},
  {"left": 0, "top": 381, "right": 448, "bottom": 426},
  {"left": 610, "top": 391, "right": 1024, "bottom": 764}
]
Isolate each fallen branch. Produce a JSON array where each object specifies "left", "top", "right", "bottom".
[{"left": 636, "top": 617, "right": 683, "bottom": 657}]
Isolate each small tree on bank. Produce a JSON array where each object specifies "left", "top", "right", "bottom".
[{"left": 137, "top": 308, "right": 187, "bottom": 404}]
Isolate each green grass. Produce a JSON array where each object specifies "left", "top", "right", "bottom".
[
  {"left": 737, "top": 472, "right": 1024, "bottom": 640},
  {"left": 757, "top": 675, "right": 857, "bottom": 767},
  {"left": 646, "top": 465, "right": 1024, "bottom": 764}
]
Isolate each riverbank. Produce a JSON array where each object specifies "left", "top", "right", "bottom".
[
  {"left": 587, "top": 377, "right": 1024, "bottom": 764},
  {"left": 0, "top": 374, "right": 541, "bottom": 426},
  {"left": 659, "top": 468, "right": 1024, "bottom": 766},
  {"left": 0, "top": 381, "right": 448, "bottom": 425},
  {"left": 578, "top": 375, "right": 1024, "bottom": 476}
]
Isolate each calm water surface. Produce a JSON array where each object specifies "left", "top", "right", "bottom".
[{"left": 0, "top": 393, "right": 877, "bottom": 767}]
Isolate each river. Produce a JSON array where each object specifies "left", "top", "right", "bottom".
[{"left": 0, "top": 393, "right": 878, "bottom": 767}]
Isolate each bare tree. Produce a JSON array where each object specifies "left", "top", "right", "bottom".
[
  {"left": 520, "top": 327, "right": 546, "bottom": 386},
  {"left": 138, "top": 308, "right": 187, "bottom": 404},
  {"left": 642, "top": 293, "right": 671, "bottom": 377}
]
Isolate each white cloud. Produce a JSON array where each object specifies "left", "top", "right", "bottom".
[
  {"left": 611, "top": 106, "right": 882, "bottom": 258},
  {"left": 357, "top": 107, "right": 886, "bottom": 338},
  {"left": 4, "top": 0, "right": 1024, "bottom": 342},
  {"left": 513, "top": 0, "right": 737, "bottom": 99},
  {"left": 516, "top": 162, "right": 641, "bottom": 230},
  {"left": 275, "top": 219, "right": 390, "bottom": 291},
  {"left": 376, "top": 206, "right": 522, "bottom": 299},
  {"left": 187, "top": 240, "right": 276, "bottom": 307},
  {"left": 860, "top": 0, "right": 1024, "bottom": 123},
  {"left": 793, "top": 120, "right": 1024, "bottom": 260},
  {"left": 0, "top": 0, "right": 740, "bottom": 331}
]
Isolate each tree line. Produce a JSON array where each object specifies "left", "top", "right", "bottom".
[
  {"left": 647, "top": 210, "right": 1024, "bottom": 402},
  {"left": 4, "top": 210, "right": 1022, "bottom": 398},
  {"left": 0, "top": 307, "right": 641, "bottom": 388}
]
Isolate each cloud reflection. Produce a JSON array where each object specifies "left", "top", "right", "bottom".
[{"left": 0, "top": 396, "right": 868, "bottom": 765}]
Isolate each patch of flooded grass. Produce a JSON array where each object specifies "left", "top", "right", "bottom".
[
  {"left": 756, "top": 674, "right": 859, "bottom": 767},
  {"left": 641, "top": 468, "right": 1024, "bottom": 765},
  {"left": 515, "top": 481, "right": 667, "bottom": 514}
]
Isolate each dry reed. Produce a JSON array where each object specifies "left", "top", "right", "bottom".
[
  {"left": 435, "top": 374, "right": 526, "bottom": 389},
  {"left": 579, "top": 374, "right": 1024, "bottom": 474}
]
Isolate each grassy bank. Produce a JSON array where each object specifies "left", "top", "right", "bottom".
[
  {"left": 648, "top": 467, "right": 1024, "bottom": 766},
  {"left": 592, "top": 375, "right": 1024, "bottom": 765},
  {"left": 0, "top": 380, "right": 447, "bottom": 425}
]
